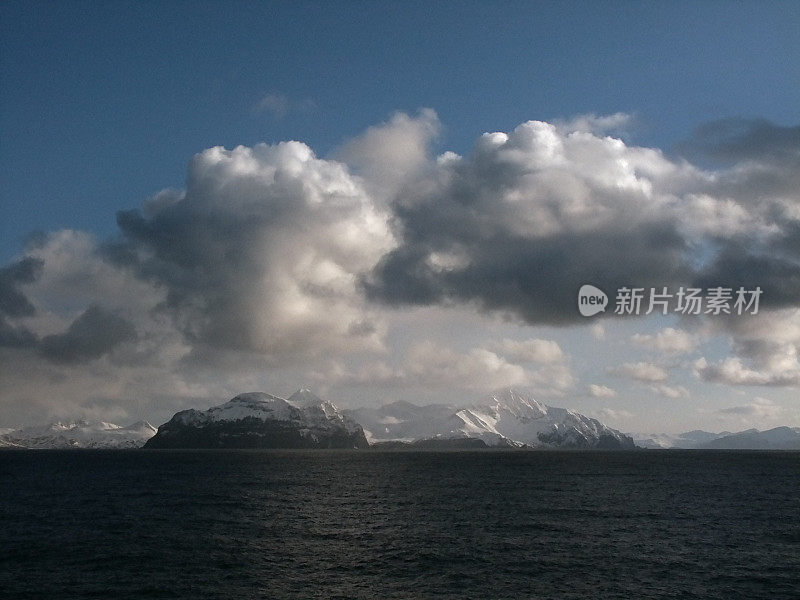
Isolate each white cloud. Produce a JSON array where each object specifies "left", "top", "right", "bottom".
[
  {"left": 694, "top": 356, "right": 800, "bottom": 386},
  {"left": 527, "top": 363, "right": 575, "bottom": 397},
  {"left": 632, "top": 328, "right": 696, "bottom": 354},
  {"left": 649, "top": 384, "right": 690, "bottom": 399},
  {"left": 588, "top": 384, "right": 617, "bottom": 398},
  {"left": 316, "top": 335, "right": 574, "bottom": 398},
  {"left": 596, "top": 407, "right": 633, "bottom": 421},
  {"left": 403, "top": 341, "right": 529, "bottom": 392},
  {"left": 694, "top": 309, "right": 800, "bottom": 387},
  {"left": 22, "top": 230, "right": 165, "bottom": 331},
  {"left": 491, "top": 338, "right": 565, "bottom": 364},
  {"left": 488, "top": 337, "right": 573, "bottom": 395},
  {"left": 590, "top": 323, "right": 606, "bottom": 340},
  {"left": 254, "top": 93, "right": 289, "bottom": 118},
  {"left": 556, "top": 112, "right": 634, "bottom": 135},
  {"left": 253, "top": 93, "right": 316, "bottom": 119},
  {"left": 114, "top": 141, "right": 396, "bottom": 363},
  {"left": 610, "top": 361, "right": 669, "bottom": 383},
  {"left": 680, "top": 193, "right": 776, "bottom": 239},
  {"left": 335, "top": 108, "right": 440, "bottom": 196},
  {"left": 2, "top": 113, "right": 799, "bottom": 427}
]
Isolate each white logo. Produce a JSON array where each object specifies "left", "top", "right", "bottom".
[{"left": 578, "top": 284, "right": 608, "bottom": 317}]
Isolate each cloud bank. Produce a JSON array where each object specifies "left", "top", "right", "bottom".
[{"left": 1, "top": 111, "right": 799, "bottom": 425}]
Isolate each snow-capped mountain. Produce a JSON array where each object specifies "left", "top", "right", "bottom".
[
  {"left": 144, "top": 389, "right": 369, "bottom": 449},
  {"left": 0, "top": 420, "right": 157, "bottom": 449},
  {"left": 633, "top": 427, "right": 800, "bottom": 449},
  {"left": 346, "top": 388, "right": 635, "bottom": 449}
]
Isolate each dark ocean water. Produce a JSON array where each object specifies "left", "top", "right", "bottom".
[{"left": 1, "top": 450, "right": 799, "bottom": 600}]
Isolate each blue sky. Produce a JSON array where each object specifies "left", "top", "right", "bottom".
[
  {"left": 1, "top": 1, "right": 799, "bottom": 431},
  {"left": 3, "top": 1, "right": 798, "bottom": 260}
]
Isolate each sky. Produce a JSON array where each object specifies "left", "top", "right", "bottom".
[{"left": 1, "top": 1, "right": 799, "bottom": 433}]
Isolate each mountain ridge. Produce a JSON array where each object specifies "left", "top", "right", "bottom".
[
  {"left": 634, "top": 426, "right": 800, "bottom": 450},
  {"left": 346, "top": 388, "right": 636, "bottom": 449},
  {"left": 4, "top": 388, "right": 797, "bottom": 450},
  {"left": 0, "top": 420, "right": 157, "bottom": 449}
]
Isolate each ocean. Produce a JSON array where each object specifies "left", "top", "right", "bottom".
[{"left": 1, "top": 450, "right": 798, "bottom": 599}]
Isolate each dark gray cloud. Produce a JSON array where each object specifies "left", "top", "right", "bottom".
[
  {"left": 359, "top": 118, "right": 800, "bottom": 325},
  {"left": 692, "top": 247, "right": 800, "bottom": 310},
  {"left": 678, "top": 118, "right": 800, "bottom": 166},
  {"left": 0, "top": 257, "right": 43, "bottom": 349},
  {"left": 0, "top": 256, "right": 136, "bottom": 363},
  {"left": 366, "top": 224, "right": 690, "bottom": 324},
  {"left": 39, "top": 305, "right": 137, "bottom": 364},
  {"left": 678, "top": 119, "right": 800, "bottom": 207},
  {"left": 0, "top": 257, "right": 43, "bottom": 318},
  {"left": 0, "top": 318, "right": 37, "bottom": 349}
]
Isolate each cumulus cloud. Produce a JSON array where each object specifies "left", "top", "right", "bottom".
[
  {"left": 111, "top": 141, "right": 395, "bottom": 363},
  {"left": 364, "top": 119, "right": 698, "bottom": 323},
  {"left": 403, "top": 341, "right": 529, "bottom": 391},
  {"left": 364, "top": 116, "right": 800, "bottom": 323},
  {"left": 694, "top": 308, "right": 800, "bottom": 387},
  {"left": 0, "top": 136, "right": 401, "bottom": 424},
  {"left": 695, "top": 356, "right": 800, "bottom": 387},
  {"left": 313, "top": 335, "right": 573, "bottom": 397},
  {"left": 489, "top": 337, "right": 573, "bottom": 395},
  {"left": 0, "top": 234, "right": 154, "bottom": 364},
  {"left": 588, "top": 384, "right": 617, "bottom": 398},
  {"left": 527, "top": 363, "right": 574, "bottom": 397},
  {"left": 610, "top": 361, "right": 669, "bottom": 383},
  {"left": 590, "top": 323, "right": 605, "bottom": 340},
  {"left": 334, "top": 108, "right": 440, "bottom": 195},
  {"left": 556, "top": 112, "right": 634, "bottom": 136},
  {"left": 1, "top": 111, "right": 799, "bottom": 426},
  {"left": 489, "top": 338, "right": 565, "bottom": 364},
  {"left": 632, "top": 327, "right": 696, "bottom": 354}
]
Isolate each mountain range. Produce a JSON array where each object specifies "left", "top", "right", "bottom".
[
  {"left": 2, "top": 388, "right": 798, "bottom": 450},
  {"left": 635, "top": 427, "right": 800, "bottom": 450},
  {"left": 0, "top": 420, "right": 156, "bottom": 449},
  {"left": 345, "top": 388, "right": 635, "bottom": 449}
]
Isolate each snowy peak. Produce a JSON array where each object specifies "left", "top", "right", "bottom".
[
  {"left": 288, "top": 388, "right": 324, "bottom": 407},
  {"left": 124, "top": 421, "right": 158, "bottom": 434},
  {"left": 347, "top": 388, "right": 635, "bottom": 449},
  {"left": 484, "top": 388, "right": 548, "bottom": 420},
  {"left": 178, "top": 389, "right": 359, "bottom": 431},
  {"left": 287, "top": 388, "right": 343, "bottom": 420},
  {"left": 0, "top": 420, "right": 157, "bottom": 449},
  {"left": 205, "top": 392, "right": 297, "bottom": 423},
  {"left": 145, "top": 389, "right": 369, "bottom": 449}
]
